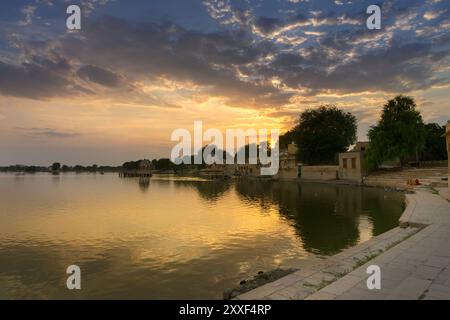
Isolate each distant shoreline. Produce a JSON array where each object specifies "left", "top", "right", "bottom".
[{"left": 0, "top": 166, "right": 121, "bottom": 173}]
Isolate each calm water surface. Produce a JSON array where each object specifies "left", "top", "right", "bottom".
[{"left": 0, "top": 173, "right": 404, "bottom": 299}]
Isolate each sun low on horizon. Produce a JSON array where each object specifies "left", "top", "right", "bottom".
[{"left": 0, "top": 0, "right": 449, "bottom": 166}]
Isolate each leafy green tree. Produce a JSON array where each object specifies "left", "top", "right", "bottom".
[
  {"left": 420, "top": 123, "right": 447, "bottom": 161},
  {"left": 51, "top": 162, "right": 61, "bottom": 171},
  {"left": 25, "top": 166, "right": 37, "bottom": 173},
  {"left": 366, "top": 95, "right": 425, "bottom": 169},
  {"left": 279, "top": 129, "right": 295, "bottom": 150},
  {"left": 152, "top": 158, "right": 175, "bottom": 170},
  {"left": 122, "top": 160, "right": 140, "bottom": 171},
  {"left": 292, "top": 105, "right": 357, "bottom": 164},
  {"left": 73, "top": 165, "right": 85, "bottom": 172}
]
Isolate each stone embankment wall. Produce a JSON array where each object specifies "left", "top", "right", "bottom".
[{"left": 301, "top": 165, "right": 339, "bottom": 180}]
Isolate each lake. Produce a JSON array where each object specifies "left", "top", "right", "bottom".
[{"left": 0, "top": 173, "right": 405, "bottom": 299}]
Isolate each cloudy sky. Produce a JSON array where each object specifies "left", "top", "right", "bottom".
[{"left": 0, "top": 0, "right": 449, "bottom": 166}]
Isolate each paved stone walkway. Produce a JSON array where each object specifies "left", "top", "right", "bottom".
[
  {"left": 307, "top": 188, "right": 450, "bottom": 300},
  {"left": 238, "top": 187, "right": 450, "bottom": 300}
]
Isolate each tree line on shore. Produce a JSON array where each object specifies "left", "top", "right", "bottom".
[
  {"left": 0, "top": 158, "right": 178, "bottom": 173},
  {"left": 1, "top": 144, "right": 270, "bottom": 173},
  {"left": 0, "top": 163, "right": 120, "bottom": 173},
  {"left": 280, "top": 95, "right": 447, "bottom": 169}
]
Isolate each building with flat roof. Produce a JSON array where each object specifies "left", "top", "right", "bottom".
[{"left": 338, "top": 151, "right": 366, "bottom": 183}]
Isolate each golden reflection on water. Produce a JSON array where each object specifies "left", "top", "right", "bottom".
[{"left": 0, "top": 173, "right": 404, "bottom": 299}]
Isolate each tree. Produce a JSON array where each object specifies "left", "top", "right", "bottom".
[
  {"left": 73, "top": 165, "right": 85, "bottom": 172},
  {"left": 25, "top": 166, "right": 37, "bottom": 173},
  {"left": 292, "top": 105, "right": 357, "bottom": 164},
  {"left": 420, "top": 123, "right": 447, "bottom": 161},
  {"left": 152, "top": 158, "right": 175, "bottom": 171},
  {"left": 51, "top": 162, "right": 61, "bottom": 171},
  {"left": 366, "top": 95, "right": 425, "bottom": 169},
  {"left": 279, "top": 129, "right": 295, "bottom": 150},
  {"left": 122, "top": 160, "right": 140, "bottom": 171}
]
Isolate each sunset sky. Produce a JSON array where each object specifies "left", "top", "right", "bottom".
[{"left": 0, "top": 0, "right": 449, "bottom": 166}]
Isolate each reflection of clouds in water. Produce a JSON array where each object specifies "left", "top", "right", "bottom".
[
  {"left": 0, "top": 230, "right": 307, "bottom": 299},
  {"left": 159, "top": 177, "right": 233, "bottom": 202},
  {"left": 0, "top": 174, "right": 404, "bottom": 299}
]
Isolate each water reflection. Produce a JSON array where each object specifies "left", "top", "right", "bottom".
[
  {"left": 234, "top": 180, "right": 403, "bottom": 255},
  {"left": 138, "top": 178, "right": 150, "bottom": 192},
  {"left": 0, "top": 173, "right": 404, "bottom": 299},
  {"left": 174, "top": 180, "right": 233, "bottom": 202}
]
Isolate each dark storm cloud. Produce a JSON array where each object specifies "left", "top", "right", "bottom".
[
  {"left": 261, "top": 40, "right": 450, "bottom": 94},
  {"left": 254, "top": 16, "right": 285, "bottom": 35},
  {"left": 77, "top": 65, "right": 122, "bottom": 88},
  {"left": 319, "top": 27, "right": 384, "bottom": 52},
  {"left": 1, "top": 0, "right": 449, "bottom": 107},
  {"left": 0, "top": 56, "right": 73, "bottom": 99},
  {"left": 55, "top": 16, "right": 293, "bottom": 107}
]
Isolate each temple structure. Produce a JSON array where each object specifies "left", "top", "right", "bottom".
[{"left": 119, "top": 159, "right": 153, "bottom": 177}]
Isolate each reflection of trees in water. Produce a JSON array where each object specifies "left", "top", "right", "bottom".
[
  {"left": 138, "top": 178, "right": 150, "bottom": 192},
  {"left": 360, "top": 189, "right": 404, "bottom": 236},
  {"left": 121, "top": 177, "right": 151, "bottom": 192},
  {"left": 282, "top": 184, "right": 360, "bottom": 255},
  {"left": 235, "top": 181, "right": 359, "bottom": 255},
  {"left": 132, "top": 177, "right": 237, "bottom": 202},
  {"left": 234, "top": 181, "right": 402, "bottom": 256},
  {"left": 126, "top": 176, "right": 403, "bottom": 256},
  {"left": 171, "top": 180, "right": 232, "bottom": 202},
  {"left": 234, "top": 179, "right": 279, "bottom": 212}
]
